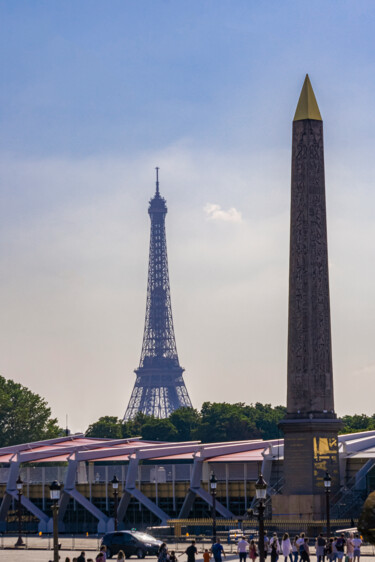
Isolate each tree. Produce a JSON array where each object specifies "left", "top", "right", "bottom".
[
  {"left": 0, "top": 375, "right": 62, "bottom": 447},
  {"left": 169, "top": 407, "right": 200, "bottom": 441},
  {"left": 340, "top": 414, "right": 375, "bottom": 434},
  {"left": 141, "top": 418, "right": 178, "bottom": 441},
  {"left": 122, "top": 412, "right": 152, "bottom": 439},
  {"left": 86, "top": 416, "right": 122, "bottom": 439}
]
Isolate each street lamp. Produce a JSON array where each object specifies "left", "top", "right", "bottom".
[
  {"left": 15, "top": 475, "right": 25, "bottom": 547},
  {"left": 210, "top": 472, "right": 217, "bottom": 542},
  {"left": 111, "top": 475, "right": 119, "bottom": 531},
  {"left": 255, "top": 474, "right": 267, "bottom": 562},
  {"left": 49, "top": 480, "right": 61, "bottom": 562},
  {"left": 324, "top": 472, "right": 331, "bottom": 540}
]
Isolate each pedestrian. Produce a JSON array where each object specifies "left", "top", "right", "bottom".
[
  {"left": 159, "top": 542, "right": 170, "bottom": 562},
  {"left": 238, "top": 535, "right": 250, "bottom": 562},
  {"left": 203, "top": 549, "right": 212, "bottom": 562},
  {"left": 270, "top": 535, "right": 280, "bottom": 562},
  {"left": 315, "top": 534, "right": 326, "bottom": 562},
  {"left": 211, "top": 538, "right": 226, "bottom": 562},
  {"left": 170, "top": 550, "right": 178, "bottom": 562},
  {"left": 96, "top": 554, "right": 104, "bottom": 562},
  {"left": 296, "top": 534, "right": 305, "bottom": 562},
  {"left": 117, "top": 551, "right": 126, "bottom": 561},
  {"left": 291, "top": 536, "right": 299, "bottom": 562},
  {"left": 281, "top": 533, "right": 292, "bottom": 562},
  {"left": 301, "top": 539, "right": 309, "bottom": 562},
  {"left": 65, "top": 558, "right": 71, "bottom": 562},
  {"left": 264, "top": 532, "right": 270, "bottom": 560},
  {"left": 78, "top": 553, "right": 86, "bottom": 562},
  {"left": 335, "top": 534, "right": 346, "bottom": 561},
  {"left": 346, "top": 533, "right": 354, "bottom": 562},
  {"left": 325, "top": 539, "right": 333, "bottom": 562},
  {"left": 181, "top": 540, "right": 197, "bottom": 562},
  {"left": 352, "top": 533, "right": 362, "bottom": 562},
  {"left": 100, "top": 545, "right": 107, "bottom": 561},
  {"left": 249, "top": 540, "right": 258, "bottom": 561}
]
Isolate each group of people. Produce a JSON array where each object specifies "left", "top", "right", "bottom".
[
  {"left": 55, "top": 531, "right": 363, "bottom": 562},
  {"left": 233, "top": 531, "right": 363, "bottom": 562},
  {"left": 61, "top": 545, "right": 125, "bottom": 561}
]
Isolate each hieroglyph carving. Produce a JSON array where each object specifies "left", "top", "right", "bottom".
[{"left": 287, "top": 119, "right": 334, "bottom": 414}]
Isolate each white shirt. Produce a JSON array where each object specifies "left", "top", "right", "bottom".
[
  {"left": 352, "top": 539, "right": 362, "bottom": 549},
  {"left": 238, "top": 540, "right": 249, "bottom": 553}
]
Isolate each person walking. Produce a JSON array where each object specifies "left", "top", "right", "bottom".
[
  {"left": 181, "top": 541, "right": 197, "bottom": 562},
  {"left": 296, "top": 534, "right": 305, "bottom": 562},
  {"left": 117, "top": 552, "right": 126, "bottom": 561},
  {"left": 291, "top": 536, "right": 299, "bottom": 562},
  {"left": 301, "top": 539, "right": 309, "bottom": 562},
  {"left": 263, "top": 532, "right": 270, "bottom": 560},
  {"left": 281, "top": 533, "right": 292, "bottom": 562},
  {"left": 238, "top": 536, "right": 250, "bottom": 562},
  {"left": 249, "top": 540, "right": 258, "bottom": 562},
  {"left": 159, "top": 542, "right": 170, "bottom": 562},
  {"left": 335, "top": 534, "right": 346, "bottom": 562},
  {"left": 346, "top": 533, "right": 354, "bottom": 562},
  {"left": 270, "top": 535, "right": 280, "bottom": 562},
  {"left": 315, "top": 534, "right": 326, "bottom": 562},
  {"left": 212, "top": 538, "right": 226, "bottom": 562},
  {"left": 203, "top": 549, "right": 212, "bottom": 562},
  {"left": 78, "top": 553, "right": 86, "bottom": 562},
  {"left": 352, "top": 533, "right": 362, "bottom": 562}
]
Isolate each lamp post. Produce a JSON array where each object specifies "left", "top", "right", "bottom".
[
  {"left": 255, "top": 474, "right": 267, "bottom": 562},
  {"left": 324, "top": 472, "right": 331, "bottom": 540},
  {"left": 111, "top": 475, "right": 119, "bottom": 531},
  {"left": 210, "top": 472, "right": 217, "bottom": 543},
  {"left": 49, "top": 480, "right": 61, "bottom": 562},
  {"left": 15, "top": 475, "right": 25, "bottom": 547}
]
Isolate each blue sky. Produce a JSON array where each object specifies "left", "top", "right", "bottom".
[{"left": 1, "top": 1, "right": 375, "bottom": 431}]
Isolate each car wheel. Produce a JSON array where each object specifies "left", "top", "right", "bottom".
[
  {"left": 106, "top": 548, "right": 112, "bottom": 559},
  {"left": 136, "top": 548, "right": 145, "bottom": 559}
]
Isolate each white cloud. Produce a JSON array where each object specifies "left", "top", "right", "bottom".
[{"left": 204, "top": 203, "right": 243, "bottom": 223}]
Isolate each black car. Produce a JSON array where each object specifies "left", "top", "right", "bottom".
[{"left": 101, "top": 530, "right": 162, "bottom": 559}]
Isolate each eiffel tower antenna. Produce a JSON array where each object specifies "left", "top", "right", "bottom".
[
  {"left": 155, "top": 166, "right": 160, "bottom": 195},
  {"left": 123, "top": 170, "right": 193, "bottom": 420}
]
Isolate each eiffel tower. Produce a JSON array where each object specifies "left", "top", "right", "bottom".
[{"left": 123, "top": 169, "right": 193, "bottom": 420}]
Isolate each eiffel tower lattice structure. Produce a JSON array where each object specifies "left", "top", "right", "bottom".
[{"left": 123, "top": 169, "right": 193, "bottom": 420}]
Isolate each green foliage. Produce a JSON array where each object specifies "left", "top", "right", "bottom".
[
  {"left": 0, "top": 375, "right": 62, "bottom": 447},
  {"left": 85, "top": 402, "right": 286, "bottom": 442},
  {"left": 86, "top": 416, "right": 122, "bottom": 439},
  {"left": 169, "top": 407, "right": 200, "bottom": 441},
  {"left": 122, "top": 412, "right": 152, "bottom": 438},
  {"left": 340, "top": 414, "right": 375, "bottom": 434},
  {"left": 85, "top": 404, "right": 375, "bottom": 443},
  {"left": 195, "top": 402, "right": 285, "bottom": 442},
  {"left": 141, "top": 418, "right": 178, "bottom": 441},
  {"left": 358, "top": 491, "right": 375, "bottom": 544}
]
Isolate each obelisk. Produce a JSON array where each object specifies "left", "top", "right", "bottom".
[{"left": 277, "top": 75, "right": 342, "bottom": 519}]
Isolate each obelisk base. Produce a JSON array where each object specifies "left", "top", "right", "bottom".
[
  {"left": 272, "top": 494, "right": 326, "bottom": 520},
  {"left": 279, "top": 418, "right": 343, "bottom": 495}
]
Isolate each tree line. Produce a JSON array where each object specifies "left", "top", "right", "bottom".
[
  {"left": 86, "top": 403, "right": 375, "bottom": 442},
  {"left": 1, "top": 374, "right": 375, "bottom": 447}
]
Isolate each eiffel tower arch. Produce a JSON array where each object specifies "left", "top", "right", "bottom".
[{"left": 123, "top": 169, "right": 193, "bottom": 420}]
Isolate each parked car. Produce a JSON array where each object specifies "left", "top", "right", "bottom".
[{"left": 101, "top": 530, "right": 162, "bottom": 559}]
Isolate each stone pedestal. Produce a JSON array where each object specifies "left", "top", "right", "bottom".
[
  {"left": 280, "top": 418, "right": 342, "bottom": 495},
  {"left": 272, "top": 494, "right": 325, "bottom": 520}
]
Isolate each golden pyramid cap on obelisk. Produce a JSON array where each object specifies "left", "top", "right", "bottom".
[{"left": 293, "top": 74, "right": 322, "bottom": 121}]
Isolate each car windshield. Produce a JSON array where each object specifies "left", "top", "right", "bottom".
[{"left": 133, "top": 532, "right": 157, "bottom": 542}]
